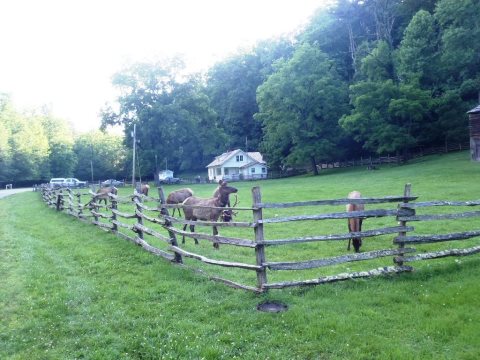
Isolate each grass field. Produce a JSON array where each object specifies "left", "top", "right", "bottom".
[{"left": 1, "top": 151, "right": 479, "bottom": 359}]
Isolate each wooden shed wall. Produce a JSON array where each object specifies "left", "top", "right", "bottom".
[
  {"left": 469, "top": 112, "right": 480, "bottom": 161},
  {"left": 469, "top": 113, "right": 480, "bottom": 136}
]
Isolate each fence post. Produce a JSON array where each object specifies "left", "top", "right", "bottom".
[
  {"left": 66, "top": 188, "right": 74, "bottom": 214},
  {"left": 111, "top": 192, "right": 118, "bottom": 232},
  {"left": 396, "top": 183, "right": 412, "bottom": 267},
  {"left": 134, "top": 193, "right": 144, "bottom": 241},
  {"left": 56, "top": 189, "right": 63, "bottom": 211},
  {"left": 252, "top": 186, "right": 267, "bottom": 291},
  {"left": 76, "top": 193, "right": 83, "bottom": 218},
  {"left": 91, "top": 192, "right": 99, "bottom": 223},
  {"left": 45, "top": 188, "right": 53, "bottom": 206},
  {"left": 158, "top": 187, "right": 183, "bottom": 263}
]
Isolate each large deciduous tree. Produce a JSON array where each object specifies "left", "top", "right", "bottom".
[
  {"left": 73, "top": 131, "right": 127, "bottom": 182},
  {"left": 101, "top": 60, "right": 227, "bottom": 175},
  {"left": 396, "top": 10, "right": 439, "bottom": 88},
  {"left": 256, "top": 43, "right": 349, "bottom": 174},
  {"left": 0, "top": 95, "right": 50, "bottom": 181},
  {"left": 206, "top": 39, "right": 294, "bottom": 151},
  {"left": 340, "top": 39, "right": 433, "bottom": 157}
]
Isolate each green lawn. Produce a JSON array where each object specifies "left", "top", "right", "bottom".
[{"left": 1, "top": 151, "right": 479, "bottom": 359}]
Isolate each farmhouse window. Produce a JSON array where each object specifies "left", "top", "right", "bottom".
[
  {"left": 251, "top": 168, "right": 256, "bottom": 173},
  {"left": 236, "top": 155, "right": 243, "bottom": 162},
  {"left": 262, "top": 167, "right": 266, "bottom": 173},
  {"left": 224, "top": 168, "right": 229, "bottom": 175},
  {"left": 216, "top": 168, "right": 221, "bottom": 175}
]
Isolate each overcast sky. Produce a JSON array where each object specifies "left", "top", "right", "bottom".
[{"left": 0, "top": 0, "right": 329, "bottom": 133}]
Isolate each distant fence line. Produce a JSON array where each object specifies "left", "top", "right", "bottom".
[
  {"left": 313, "top": 142, "right": 470, "bottom": 172},
  {"left": 39, "top": 183, "right": 480, "bottom": 292}
]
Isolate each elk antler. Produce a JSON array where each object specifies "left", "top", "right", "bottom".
[
  {"left": 230, "top": 194, "right": 239, "bottom": 217},
  {"left": 231, "top": 194, "right": 239, "bottom": 208}
]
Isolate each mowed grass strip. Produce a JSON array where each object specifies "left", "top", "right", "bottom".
[{"left": 1, "top": 151, "right": 479, "bottom": 359}]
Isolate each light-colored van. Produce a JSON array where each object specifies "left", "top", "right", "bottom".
[
  {"left": 49, "top": 178, "right": 66, "bottom": 188},
  {"left": 64, "top": 178, "right": 87, "bottom": 188}
]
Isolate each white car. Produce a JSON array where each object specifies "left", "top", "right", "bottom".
[
  {"left": 64, "top": 178, "right": 87, "bottom": 188},
  {"left": 49, "top": 178, "right": 66, "bottom": 188},
  {"left": 49, "top": 177, "right": 87, "bottom": 188},
  {"left": 101, "top": 179, "right": 125, "bottom": 187}
]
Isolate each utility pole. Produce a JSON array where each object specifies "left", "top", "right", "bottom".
[
  {"left": 155, "top": 153, "right": 159, "bottom": 185},
  {"left": 131, "top": 123, "right": 136, "bottom": 190},
  {"left": 90, "top": 144, "right": 94, "bottom": 184}
]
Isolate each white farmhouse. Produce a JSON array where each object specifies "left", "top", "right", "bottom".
[{"left": 206, "top": 149, "right": 267, "bottom": 181}]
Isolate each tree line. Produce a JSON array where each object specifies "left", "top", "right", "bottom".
[
  {"left": 0, "top": 95, "right": 126, "bottom": 185},
  {"left": 2, "top": 0, "right": 477, "bottom": 184}
]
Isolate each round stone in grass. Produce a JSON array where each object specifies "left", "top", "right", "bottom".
[{"left": 257, "top": 300, "right": 288, "bottom": 313}]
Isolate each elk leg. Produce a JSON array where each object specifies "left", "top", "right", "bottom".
[
  {"left": 213, "top": 226, "right": 219, "bottom": 249},
  {"left": 347, "top": 220, "right": 352, "bottom": 251},
  {"left": 356, "top": 218, "right": 364, "bottom": 252},
  {"left": 182, "top": 223, "right": 188, "bottom": 244},
  {"left": 190, "top": 224, "right": 198, "bottom": 245}
]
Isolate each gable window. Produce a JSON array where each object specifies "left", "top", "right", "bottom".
[{"left": 236, "top": 155, "right": 243, "bottom": 162}]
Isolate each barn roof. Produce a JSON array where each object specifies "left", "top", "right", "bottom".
[{"left": 467, "top": 105, "right": 480, "bottom": 114}]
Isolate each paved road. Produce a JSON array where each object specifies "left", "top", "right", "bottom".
[{"left": 0, "top": 187, "right": 33, "bottom": 199}]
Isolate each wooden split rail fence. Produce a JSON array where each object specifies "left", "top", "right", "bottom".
[{"left": 40, "top": 184, "right": 480, "bottom": 293}]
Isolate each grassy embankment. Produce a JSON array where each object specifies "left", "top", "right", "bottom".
[{"left": 1, "top": 151, "right": 479, "bottom": 359}]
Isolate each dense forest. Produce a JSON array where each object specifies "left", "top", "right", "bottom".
[
  {"left": 0, "top": 96, "right": 126, "bottom": 185},
  {"left": 1, "top": 0, "right": 478, "bottom": 184}
]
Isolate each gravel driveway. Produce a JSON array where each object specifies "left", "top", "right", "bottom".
[{"left": 0, "top": 187, "right": 33, "bottom": 199}]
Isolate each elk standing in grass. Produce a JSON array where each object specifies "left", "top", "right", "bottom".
[
  {"left": 166, "top": 188, "right": 194, "bottom": 217},
  {"left": 182, "top": 181, "right": 238, "bottom": 249},
  {"left": 140, "top": 184, "right": 150, "bottom": 196},
  {"left": 347, "top": 190, "right": 364, "bottom": 252},
  {"left": 86, "top": 186, "right": 118, "bottom": 207}
]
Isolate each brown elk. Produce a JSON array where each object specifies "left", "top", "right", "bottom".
[
  {"left": 86, "top": 186, "right": 118, "bottom": 207},
  {"left": 166, "top": 188, "right": 194, "bottom": 217},
  {"left": 220, "top": 194, "right": 238, "bottom": 222},
  {"left": 213, "top": 180, "right": 238, "bottom": 222},
  {"left": 182, "top": 182, "right": 238, "bottom": 249},
  {"left": 140, "top": 184, "right": 150, "bottom": 196},
  {"left": 347, "top": 190, "right": 364, "bottom": 252},
  {"left": 213, "top": 180, "right": 227, "bottom": 202}
]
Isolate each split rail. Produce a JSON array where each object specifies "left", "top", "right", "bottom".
[{"left": 40, "top": 184, "right": 480, "bottom": 292}]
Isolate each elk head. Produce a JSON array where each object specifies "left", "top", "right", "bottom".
[{"left": 221, "top": 194, "right": 238, "bottom": 222}]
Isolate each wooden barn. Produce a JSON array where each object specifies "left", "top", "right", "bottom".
[{"left": 467, "top": 105, "right": 480, "bottom": 161}]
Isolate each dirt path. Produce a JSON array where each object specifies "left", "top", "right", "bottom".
[{"left": 0, "top": 187, "right": 33, "bottom": 199}]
